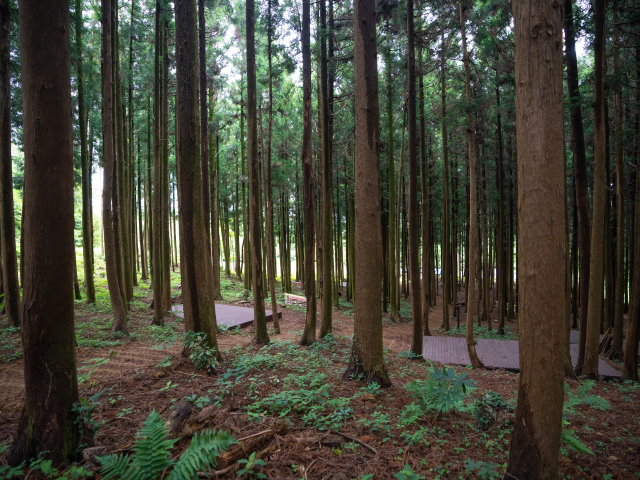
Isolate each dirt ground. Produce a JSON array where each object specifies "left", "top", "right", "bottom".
[{"left": 0, "top": 277, "right": 638, "bottom": 479}]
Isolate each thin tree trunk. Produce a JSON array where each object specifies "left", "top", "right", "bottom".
[
  {"left": 460, "top": 2, "right": 483, "bottom": 367},
  {"left": 247, "top": 0, "right": 269, "bottom": 344},
  {"left": 75, "top": 0, "right": 94, "bottom": 304},
  {"left": 440, "top": 33, "right": 450, "bottom": 331},
  {"left": 407, "top": 0, "right": 422, "bottom": 356},
  {"left": 611, "top": 0, "right": 624, "bottom": 359},
  {"left": 584, "top": 0, "right": 606, "bottom": 379}
]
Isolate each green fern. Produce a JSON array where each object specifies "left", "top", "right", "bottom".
[
  {"left": 99, "top": 453, "right": 139, "bottom": 480},
  {"left": 561, "top": 429, "right": 594, "bottom": 456},
  {"left": 131, "top": 410, "right": 177, "bottom": 477},
  {"left": 564, "top": 381, "right": 611, "bottom": 416},
  {"left": 169, "top": 430, "right": 236, "bottom": 480}
]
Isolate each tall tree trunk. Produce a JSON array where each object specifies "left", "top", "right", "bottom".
[
  {"left": 584, "top": 0, "right": 606, "bottom": 379},
  {"left": 440, "top": 33, "right": 450, "bottom": 331},
  {"left": 611, "top": 0, "right": 624, "bottom": 359},
  {"left": 211, "top": 131, "right": 223, "bottom": 299},
  {"left": 161, "top": 19, "right": 171, "bottom": 311},
  {"left": 247, "top": 0, "right": 269, "bottom": 344},
  {"left": 343, "top": 0, "right": 390, "bottom": 386},
  {"left": 266, "top": 0, "right": 279, "bottom": 333},
  {"left": 74, "top": 0, "right": 95, "bottom": 304},
  {"left": 419, "top": 47, "right": 430, "bottom": 336},
  {"left": 9, "top": 0, "right": 80, "bottom": 464},
  {"left": 198, "top": 0, "right": 218, "bottom": 309},
  {"left": 407, "top": 0, "right": 422, "bottom": 356},
  {"left": 460, "top": 2, "right": 483, "bottom": 368},
  {"left": 175, "top": 0, "right": 220, "bottom": 353},
  {"left": 319, "top": 0, "right": 332, "bottom": 338},
  {"left": 386, "top": 37, "right": 399, "bottom": 323},
  {"left": 235, "top": 152, "right": 242, "bottom": 278},
  {"left": 622, "top": 46, "right": 640, "bottom": 381},
  {"left": 152, "top": 1, "right": 164, "bottom": 325},
  {"left": 495, "top": 78, "right": 505, "bottom": 332},
  {"left": 0, "top": 0, "right": 19, "bottom": 324},
  {"left": 506, "top": 0, "right": 565, "bottom": 475}
]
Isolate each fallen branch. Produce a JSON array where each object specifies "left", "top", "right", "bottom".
[
  {"left": 329, "top": 430, "right": 377, "bottom": 455},
  {"left": 236, "top": 429, "right": 273, "bottom": 442},
  {"left": 196, "top": 464, "right": 236, "bottom": 479}
]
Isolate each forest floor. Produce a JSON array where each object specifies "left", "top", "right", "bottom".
[{"left": 0, "top": 256, "right": 639, "bottom": 479}]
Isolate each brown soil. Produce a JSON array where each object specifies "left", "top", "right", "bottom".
[{"left": 0, "top": 281, "right": 637, "bottom": 480}]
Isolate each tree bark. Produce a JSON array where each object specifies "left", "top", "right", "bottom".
[
  {"left": 247, "top": 0, "right": 269, "bottom": 344},
  {"left": 407, "top": 0, "right": 422, "bottom": 356},
  {"left": 175, "top": 0, "right": 220, "bottom": 353},
  {"left": 584, "top": 0, "right": 606, "bottom": 379},
  {"left": 612, "top": 0, "right": 624, "bottom": 359},
  {"left": 9, "top": 0, "right": 80, "bottom": 464},
  {"left": 343, "top": 0, "right": 390, "bottom": 386},
  {"left": 440, "top": 33, "right": 450, "bottom": 331},
  {"left": 506, "top": 0, "right": 566, "bottom": 476},
  {"left": 0, "top": 0, "right": 20, "bottom": 324},
  {"left": 152, "top": 1, "right": 164, "bottom": 325},
  {"left": 460, "top": 2, "right": 483, "bottom": 368},
  {"left": 622, "top": 45, "right": 640, "bottom": 381}
]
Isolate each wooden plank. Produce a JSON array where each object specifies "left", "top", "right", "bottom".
[
  {"left": 569, "top": 329, "right": 639, "bottom": 354},
  {"left": 171, "top": 304, "right": 282, "bottom": 329},
  {"left": 423, "top": 336, "right": 621, "bottom": 379}
]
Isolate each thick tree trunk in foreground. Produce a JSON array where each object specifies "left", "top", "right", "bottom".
[
  {"left": 175, "top": 0, "right": 219, "bottom": 353},
  {"left": 0, "top": 0, "right": 20, "bottom": 324},
  {"left": 299, "top": 0, "right": 317, "bottom": 346},
  {"left": 343, "top": 0, "right": 390, "bottom": 386},
  {"left": 9, "top": 0, "right": 80, "bottom": 464},
  {"left": 460, "top": 2, "right": 483, "bottom": 368},
  {"left": 247, "top": 0, "right": 269, "bottom": 344},
  {"left": 506, "top": 0, "right": 565, "bottom": 476},
  {"left": 407, "top": 0, "right": 422, "bottom": 356},
  {"left": 584, "top": 0, "right": 606, "bottom": 379}
]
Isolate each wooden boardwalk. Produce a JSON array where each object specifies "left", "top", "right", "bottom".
[
  {"left": 171, "top": 304, "right": 282, "bottom": 329},
  {"left": 423, "top": 336, "right": 621, "bottom": 379},
  {"left": 569, "top": 329, "right": 640, "bottom": 355}
]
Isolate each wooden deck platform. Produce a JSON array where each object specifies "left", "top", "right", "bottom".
[
  {"left": 569, "top": 329, "right": 639, "bottom": 354},
  {"left": 171, "top": 304, "right": 282, "bottom": 329},
  {"left": 423, "top": 336, "right": 621, "bottom": 379}
]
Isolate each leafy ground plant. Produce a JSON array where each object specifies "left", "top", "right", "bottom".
[
  {"left": 98, "top": 409, "right": 235, "bottom": 479},
  {"left": 405, "top": 366, "right": 476, "bottom": 414},
  {"left": 183, "top": 331, "right": 218, "bottom": 373}
]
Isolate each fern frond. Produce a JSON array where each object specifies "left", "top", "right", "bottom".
[
  {"left": 98, "top": 453, "right": 137, "bottom": 480},
  {"left": 579, "top": 395, "right": 611, "bottom": 411},
  {"left": 169, "top": 430, "right": 237, "bottom": 480},
  {"left": 561, "top": 429, "right": 594, "bottom": 456},
  {"left": 576, "top": 380, "right": 595, "bottom": 399},
  {"left": 131, "top": 409, "right": 176, "bottom": 477}
]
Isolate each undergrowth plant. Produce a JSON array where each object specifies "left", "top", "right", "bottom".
[
  {"left": 98, "top": 409, "right": 235, "bottom": 480},
  {"left": 561, "top": 380, "right": 611, "bottom": 456},
  {"left": 405, "top": 366, "right": 476, "bottom": 414},
  {"left": 183, "top": 331, "right": 218, "bottom": 373}
]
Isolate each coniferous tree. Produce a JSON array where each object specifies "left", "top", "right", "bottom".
[
  {"left": 9, "top": 0, "right": 81, "bottom": 464},
  {"left": 506, "top": 0, "right": 566, "bottom": 475}
]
